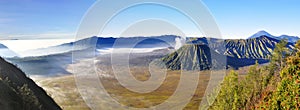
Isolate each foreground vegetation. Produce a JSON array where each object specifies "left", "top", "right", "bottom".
[{"left": 210, "top": 40, "right": 300, "bottom": 109}]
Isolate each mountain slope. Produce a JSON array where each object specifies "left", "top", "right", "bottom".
[
  {"left": 160, "top": 44, "right": 212, "bottom": 70},
  {"left": 223, "top": 36, "right": 293, "bottom": 59},
  {"left": 208, "top": 36, "right": 294, "bottom": 59},
  {"left": 0, "top": 57, "right": 61, "bottom": 110},
  {"left": 158, "top": 39, "right": 226, "bottom": 70},
  {"left": 161, "top": 36, "right": 294, "bottom": 70}
]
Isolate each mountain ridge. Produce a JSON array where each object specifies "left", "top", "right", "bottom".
[
  {"left": 13, "top": 31, "right": 298, "bottom": 57},
  {"left": 160, "top": 35, "right": 295, "bottom": 70},
  {"left": 248, "top": 30, "right": 299, "bottom": 43},
  {"left": 19, "top": 35, "right": 179, "bottom": 57}
]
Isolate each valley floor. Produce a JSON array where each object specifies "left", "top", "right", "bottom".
[
  {"left": 33, "top": 61, "right": 252, "bottom": 110},
  {"left": 29, "top": 49, "right": 256, "bottom": 110}
]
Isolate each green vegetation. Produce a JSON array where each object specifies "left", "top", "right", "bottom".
[
  {"left": 258, "top": 40, "right": 300, "bottom": 109},
  {"left": 209, "top": 40, "right": 300, "bottom": 109},
  {"left": 18, "top": 84, "right": 42, "bottom": 110},
  {"left": 210, "top": 70, "right": 239, "bottom": 110}
]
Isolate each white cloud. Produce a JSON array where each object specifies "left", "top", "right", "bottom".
[{"left": 0, "top": 39, "right": 74, "bottom": 53}]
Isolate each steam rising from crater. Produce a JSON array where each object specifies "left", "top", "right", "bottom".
[{"left": 175, "top": 37, "right": 185, "bottom": 50}]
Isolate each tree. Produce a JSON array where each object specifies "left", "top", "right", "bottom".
[
  {"left": 270, "top": 40, "right": 289, "bottom": 69},
  {"left": 210, "top": 63, "right": 265, "bottom": 109},
  {"left": 265, "top": 40, "right": 289, "bottom": 87},
  {"left": 210, "top": 70, "right": 240, "bottom": 110},
  {"left": 210, "top": 40, "right": 299, "bottom": 109},
  {"left": 258, "top": 40, "right": 300, "bottom": 109},
  {"left": 239, "top": 62, "right": 263, "bottom": 108}
]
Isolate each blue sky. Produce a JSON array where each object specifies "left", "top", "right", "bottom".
[
  {"left": 0, "top": 0, "right": 95, "bottom": 40},
  {"left": 204, "top": 0, "right": 300, "bottom": 38},
  {"left": 1, "top": 0, "right": 300, "bottom": 40}
]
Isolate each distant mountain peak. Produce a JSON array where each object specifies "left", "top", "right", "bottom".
[
  {"left": 249, "top": 30, "right": 273, "bottom": 39},
  {"left": 257, "top": 30, "right": 271, "bottom": 34}
]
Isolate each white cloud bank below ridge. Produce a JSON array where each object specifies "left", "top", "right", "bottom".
[{"left": 0, "top": 39, "right": 74, "bottom": 54}]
